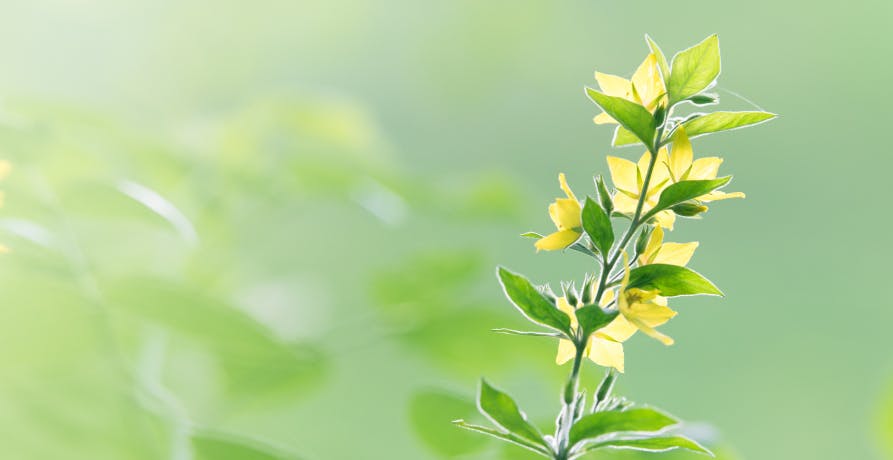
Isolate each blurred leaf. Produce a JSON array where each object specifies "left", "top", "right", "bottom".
[
  {"left": 191, "top": 431, "right": 298, "bottom": 460},
  {"left": 409, "top": 389, "right": 489, "bottom": 457},
  {"left": 680, "top": 111, "right": 776, "bottom": 138},
  {"left": 497, "top": 267, "right": 572, "bottom": 335},
  {"left": 628, "top": 264, "right": 723, "bottom": 297},
  {"left": 103, "top": 278, "right": 326, "bottom": 402},
  {"left": 453, "top": 421, "right": 550, "bottom": 457},
  {"left": 569, "top": 408, "right": 678, "bottom": 448},
  {"left": 667, "top": 35, "right": 720, "bottom": 105},
  {"left": 582, "top": 197, "right": 613, "bottom": 255},
  {"left": 586, "top": 89, "right": 657, "bottom": 148},
  {"left": 478, "top": 379, "right": 548, "bottom": 449}
]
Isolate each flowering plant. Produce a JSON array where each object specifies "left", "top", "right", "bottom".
[{"left": 454, "top": 35, "right": 775, "bottom": 459}]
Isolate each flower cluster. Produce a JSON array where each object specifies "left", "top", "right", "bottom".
[{"left": 456, "top": 35, "right": 775, "bottom": 459}]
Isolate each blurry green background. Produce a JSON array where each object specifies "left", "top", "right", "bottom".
[{"left": 0, "top": 1, "right": 890, "bottom": 459}]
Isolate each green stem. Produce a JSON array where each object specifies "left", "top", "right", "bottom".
[{"left": 556, "top": 342, "right": 586, "bottom": 459}]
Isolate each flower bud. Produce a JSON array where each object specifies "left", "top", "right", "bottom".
[
  {"left": 594, "top": 175, "right": 614, "bottom": 215},
  {"left": 671, "top": 202, "right": 709, "bottom": 217},
  {"left": 635, "top": 225, "right": 653, "bottom": 257}
]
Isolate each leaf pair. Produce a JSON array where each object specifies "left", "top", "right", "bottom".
[{"left": 457, "top": 380, "right": 711, "bottom": 458}]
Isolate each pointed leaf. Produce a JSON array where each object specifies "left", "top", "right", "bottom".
[
  {"left": 667, "top": 35, "right": 721, "bottom": 105},
  {"left": 582, "top": 197, "right": 613, "bottom": 255},
  {"left": 569, "top": 408, "right": 678, "bottom": 447},
  {"left": 492, "top": 328, "right": 562, "bottom": 338},
  {"left": 627, "top": 264, "right": 723, "bottom": 297},
  {"left": 681, "top": 111, "right": 776, "bottom": 138},
  {"left": 497, "top": 267, "right": 572, "bottom": 334},
  {"left": 477, "top": 380, "right": 548, "bottom": 450},
  {"left": 575, "top": 305, "right": 619, "bottom": 340},
  {"left": 453, "top": 421, "right": 551, "bottom": 457},
  {"left": 644, "top": 177, "right": 731, "bottom": 220},
  {"left": 581, "top": 435, "right": 712, "bottom": 456},
  {"left": 586, "top": 88, "right": 656, "bottom": 148}
]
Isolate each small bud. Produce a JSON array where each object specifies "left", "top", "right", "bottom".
[
  {"left": 580, "top": 274, "right": 595, "bottom": 305},
  {"left": 540, "top": 284, "right": 557, "bottom": 304},
  {"left": 653, "top": 103, "right": 667, "bottom": 126},
  {"left": 562, "top": 281, "right": 579, "bottom": 307},
  {"left": 594, "top": 175, "right": 614, "bottom": 215},
  {"left": 671, "top": 202, "right": 709, "bottom": 217},
  {"left": 687, "top": 93, "right": 719, "bottom": 106},
  {"left": 635, "top": 225, "right": 653, "bottom": 257}
]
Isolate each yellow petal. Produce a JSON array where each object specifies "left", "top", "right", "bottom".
[
  {"left": 535, "top": 229, "right": 582, "bottom": 251},
  {"left": 648, "top": 147, "right": 671, "bottom": 192},
  {"left": 700, "top": 190, "right": 745, "bottom": 202},
  {"left": 652, "top": 241, "right": 698, "bottom": 266},
  {"left": 597, "top": 314, "right": 637, "bottom": 342},
  {"left": 606, "top": 156, "right": 639, "bottom": 194},
  {"left": 0, "top": 161, "right": 11, "bottom": 181},
  {"left": 629, "top": 317, "right": 675, "bottom": 345},
  {"left": 612, "top": 192, "right": 639, "bottom": 215},
  {"left": 668, "top": 127, "right": 693, "bottom": 181},
  {"left": 558, "top": 173, "right": 577, "bottom": 201},
  {"left": 631, "top": 54, "right": 664, "bottom": 109},
  {"left": 587, "top": 335, "right": 625, "bottom": 373},
  {"left": 556, "top": 297, "right": 578, "bottom": 329},
  {"left": 653, "top": 210, "right": 675, "bottom": 230},
  {"left": 593, "top": 112, "right": 617, "bottom": 125},
  {"left": 689, "top": 157, "right": 723, "bottom": 180},
  {"left": 595, "top": 72, "right": 633, "bottom": 99},
  {"left": 638, "top": 226, "right": 664, "bottom": 265},
  {"left": 627, "top": 301, "right": 677, "bottom": 328},
  {"left": 549, "top": 198, "right": 582, "bottom": 229},
  {"left": 556, "top": 338, "right": 576, "bottom": 365},
  {"left": 599, "top": 288, "right": 616, "bottom": 307}
]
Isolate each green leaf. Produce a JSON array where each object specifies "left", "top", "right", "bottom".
[
  {"left": 681, "top": 111, "right": 776, "bottom": 138},
  {"left": 580, "top": 435, "right": 713, "bottom": 456},
  {"left": 453, "top": 421, "right": 551, "bottom": 457},
  {"left": 627, "top": 264, "right": 723, "bottom": 297},
  {"left": 687, "top": 93, "right": 719, "bottom": 106},
  {"left": 612, "top": 126, "right": 642, "bottom": 147},
  {"left": 477, "top": 380, "right": 548, "bottom": 450},
  {"left": 521, "top": 231, "right": 544, "bottom": 239},
  {"left": 586, "top": 88, "right": 656, "bottom": 148},
  {"left": 667, "top": 35, "right": 721, "bottom": 105},
  {"left": 575, "top": 305, "right": 618, "bottom": 340},
  {"left": 582, "top": 198, "right": 613, "bottom": 255},
  {"left": 568, "top": 408, "right": 679, "bottom": 448},
  {"left": 497, "top": 267, "right": 572, "bottom": 334},
  {"left": 191, "top": 431, "right": 298, "bottom": 460},
  {"left": 645, "top": 35, "right": 670, "bottom": 85},
  {"left": 644, "top": 177, "right": 731, "bottom": 220}
]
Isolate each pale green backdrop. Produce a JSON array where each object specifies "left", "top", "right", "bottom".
[{"left": 0, "top": 1, "right": 889, "bottom": 459}]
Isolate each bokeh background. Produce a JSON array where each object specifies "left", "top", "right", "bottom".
[{"left": 0, "top": 1, "right": 890, "bottom": 459}]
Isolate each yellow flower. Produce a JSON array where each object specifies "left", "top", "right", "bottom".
[
  {"left": 606, "top": 149, "right": 676, "bottom": 230},
  {"left": 535, "top": 173, "right": 582, "bottom": 251},
  {"left": 637, "top": 226, "right": 698, "bottom": 267},
  {"left": 593, "top": 53, "right": 667, "bottom": 125},
  {"left": 666, "top": 127, "right": 745, "bottom": 202}
]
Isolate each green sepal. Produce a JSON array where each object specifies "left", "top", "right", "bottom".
[
  {"left": 477, "top": 380, "right": 549, "bottom": 450},
  {"left": 497, "top": 267, "right": 573, "bottom": 334},
  {"left": 681, "top": 111, "right": 776, "bottom": 138},
  {"left": 586, "top": 88, "right": 657, "bottom": 148},
  {"left": 667, "top": 34, "right": 721, "bottom": 105},
  {"left": 594, "top": 176, "right": 614, "bottom": 215},
  {"left": 582, "top": 197, "right": 614, "bottom": 255},
  {"left": 568, "top": 407, "right": 679, "bottom": 448},
  {"left": 627, "top": 264, "right": 723, "bottom": 297}
]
